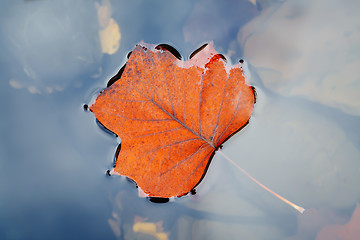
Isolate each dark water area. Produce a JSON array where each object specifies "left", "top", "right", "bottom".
[{"left": 1, "top": 0, "right": 360, "bottom": 239}]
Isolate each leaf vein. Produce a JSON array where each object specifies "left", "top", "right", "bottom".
[
  {"left": 211, "top": 72, "right": 229, "bottom": 139},
  {"left": 134, "top": 126, "right": 184, "bottom": 138},
  {"left": 99, "top": 109, "right": 172, "bottom": 122},
  {"left": 158, "top": 142, "right": 208, "bottom": 178},
  {"left": 215, "top": 92, "right": 243, "bottom": 146},
  {"left": 141, "top": 138, "right": 201, "bottom": 172},
  {"left": 175, "top": 148, "right": 214, "bottom": 195}
]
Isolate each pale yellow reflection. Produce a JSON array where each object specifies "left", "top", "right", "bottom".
[
  {"left": 96, "top": 0, "right": 121, "bottom": 55},
  {"left": 133, "top": 221, "right": 169, "bottom": 240}
]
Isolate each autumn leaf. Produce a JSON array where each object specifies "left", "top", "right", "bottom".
[{"left": 90, "top": 42, "right": 255, "bottom": 198}]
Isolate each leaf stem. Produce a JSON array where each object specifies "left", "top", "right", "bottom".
[{"left": 218, "top": 150, "right": 305, "bottom": 214}]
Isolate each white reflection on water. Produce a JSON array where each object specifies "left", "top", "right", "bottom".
[
  {"left": 238, "top": 0, "right": 360, "bottom": 116},
  {"left": 1, "top": 0, "right": 104, "bottom": 94}
]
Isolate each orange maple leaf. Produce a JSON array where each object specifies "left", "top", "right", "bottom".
[{"left": 90, "top": 42, "right": 255, "bottom": 198}]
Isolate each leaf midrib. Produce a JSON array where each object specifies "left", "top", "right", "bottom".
[
  {"left": 134, "top": 50, "right": 215, "bottom": 149},
  {"left": 148, "top": 97, "right": 216, "bottom": 149}
]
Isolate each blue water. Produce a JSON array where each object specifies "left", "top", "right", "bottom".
[{"left": 1, "top": 0, "right": 360, "bottom": 239}]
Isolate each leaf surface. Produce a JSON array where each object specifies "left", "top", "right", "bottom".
[{"left": 90, "top": 42, "right": 255, "bottom": 197}]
